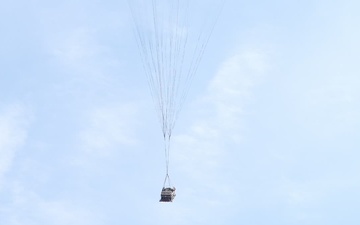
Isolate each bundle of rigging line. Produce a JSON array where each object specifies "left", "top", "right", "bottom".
[{"left": 128, "top": 0, "right": 225, "bottom": 202}]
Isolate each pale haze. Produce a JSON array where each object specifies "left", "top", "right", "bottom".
[{"left": 1, "top": 0, "right": 360, "bottom": 224}]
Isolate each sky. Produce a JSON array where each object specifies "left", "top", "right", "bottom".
[{"left": 1, "top": 0, "right": 360, "bottom": 224}]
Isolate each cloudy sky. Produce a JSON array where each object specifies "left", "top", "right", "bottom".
[{"left": 1, "top": 0, "right": 360, "bottom": 224}]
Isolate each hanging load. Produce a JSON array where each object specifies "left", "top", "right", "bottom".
[
  {"left": 128, "top": 0, "right": 224, "bottom": 202},
  {"left": 160, "top": 187, "right": 176, "bottom": 202},
  {"left": 160, "top": 174, "right": 175, "bottom": 202}
]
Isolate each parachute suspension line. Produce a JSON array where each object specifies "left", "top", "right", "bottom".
[
  {"left": 129, "top": 0, "right": 225, "bottom": 131},
  {"left": 168, "top": 0, "right": 176, "bottom": 136},
  {"left": 170, "top": 0, "right": 189, "bottom": 132},
  {"left": 151, "top": 0, "right": 165, "bottom": 137},
  {"left": 178, "top": 0, "right": 226, "bottom": 113},
  {"left": 128, "top": 0, "right": 165, "bottom": 134},
  {"left": 163, "top": 134, "right": 171, "bottom": 187},
  {"left": 171, "top": 0, "right": 190, "bottom": 129},
  {"left": 163, "top": 173, "right": 172, "bottom": 188},
  {"left": 128, "top": 0, "right": 225, "bottom": 189}
]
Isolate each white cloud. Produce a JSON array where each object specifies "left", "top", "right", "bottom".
[
  {"left": 1, "top": 183, "right": 100, "bottom": 225},
  {"left": 45, "top": 25, "right": 123, "bottom": 92},
  {"left": 77, "top": 104, "right": 139, "bottom": 158},
  {"left": 164, "top": 49, "right": 269, "bottom": 220},
  {"left": 50, "top": 27, "right": 100, "bottom": 66},
  {"left": 300, "top": 78, "right": 360, "bottom": 137},
  {"left": 0, "top": 104, "right": 29, "bottom": 186},
  {"left": 174, "top": 49, "right": 268, "bottom": 175},
  {"left": 36, "top": 198, "right": 97, "bottom": 225},
  {"left": 207, "top": 50, "right": 267, "bottom": 132}
]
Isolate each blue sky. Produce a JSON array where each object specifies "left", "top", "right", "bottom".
[{"left": 1, "top": 0, "right": 360, "bottom": 224}]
